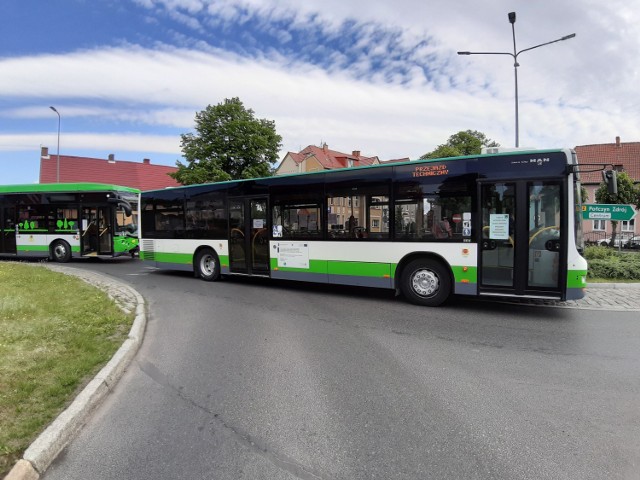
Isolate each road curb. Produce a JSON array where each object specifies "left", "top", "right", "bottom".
[{"left": 4, "top": 265, "right": 146, "bottom": 480}]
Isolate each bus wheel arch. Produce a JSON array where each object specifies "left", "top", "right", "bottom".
[
  {"left": 396, "top": 254, "right": 452, "bottom": 307},
  {"left": 50, "top": 239, "right": 72, "bottom": 263},
  {"left": 194, "top": 247, "right": 221, "bottom": 281}
]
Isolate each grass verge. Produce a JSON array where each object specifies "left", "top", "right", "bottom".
[{"left": 0, "top": 263, "right": 134, "bottom": 477}]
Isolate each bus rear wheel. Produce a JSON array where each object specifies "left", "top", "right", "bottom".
[
  {"left": 401, "top": 259, "right": 451, "bottom": 307},
  {"left": 51, "top": 240, "right": 72, "bottom": 263},
  {"left": 195, "top": 248, "right": 220, "bottom": 281}
]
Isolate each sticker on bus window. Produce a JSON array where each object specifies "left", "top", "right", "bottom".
[
  {"left": 273, "top": 225, "right": 283, "bottom": 238},
  {"left": 489, "top": 214, "right": 510, "bottom": 239}
]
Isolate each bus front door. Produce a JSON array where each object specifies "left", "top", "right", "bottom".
[
  {"left": 479, "top": 181, "right": 564, "bottom": 298},
  {"left": 1, "top": 206, "right": 17, "bottom": 254},
  {"left": 228, "top": 198, "right": 269, "bottom": 276}
]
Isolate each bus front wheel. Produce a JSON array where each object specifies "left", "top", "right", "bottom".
[
  {"left": 51, "top": 240, "right": 72, "bottom": 263},
  {"left": 400, "top": 259, "right": 451, "bottom": 307},
  {"left": 195, "top": 249, "right": 220, "bottom": 281}
]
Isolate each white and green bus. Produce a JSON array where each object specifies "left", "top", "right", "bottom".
[
  {"left": 0, "top": 183, "right": 139, "bottom": 263},
  {"left": 139, "top": 148, "right": 588, "bottom": 306}
]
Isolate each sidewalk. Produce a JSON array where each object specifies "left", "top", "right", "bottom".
[{"left": 509, "top": 283, "right": 640, "bottom": 310}]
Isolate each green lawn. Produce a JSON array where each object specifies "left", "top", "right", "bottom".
[{"left": 0, "top": 263, "right": 133, "bottom": 477}]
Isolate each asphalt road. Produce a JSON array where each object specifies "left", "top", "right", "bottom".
[{"left": 42, "top": 258, "right": 639, "bottom": 480}]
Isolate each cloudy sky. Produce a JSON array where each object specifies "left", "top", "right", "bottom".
[{"left": 1, "top": 0, "right": 638, "bottom": 184}]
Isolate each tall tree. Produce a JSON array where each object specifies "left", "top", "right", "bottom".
[
  {"left": 171, "top": 97, "right": 282, "bottom": 184},
  {"left": 421, "top": 130, "right": 499, "bottom": 159},
  {"left": 595, "top": 171, "right": 640, "bottom": 245}
]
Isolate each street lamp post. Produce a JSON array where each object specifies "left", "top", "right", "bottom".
[
  {"left": 49, "top": 106, "right": 61, "bottom": 182},
  {"left": 458, "top": 12, "right": 575, "bottom": 147}
]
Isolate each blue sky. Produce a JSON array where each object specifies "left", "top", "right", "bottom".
[{"left": 1, "top": 0, "right": 639, "bottom": 184}]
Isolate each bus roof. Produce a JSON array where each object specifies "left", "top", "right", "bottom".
[
  {"left": 142, "top": 147, "right": 570, "bottom": 193},
  {"left": 0, "top": 182, "right": 140, "bottom": 195}
]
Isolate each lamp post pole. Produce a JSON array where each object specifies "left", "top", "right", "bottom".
[
  {"left": 458, "top": 12, "right": 575, "bottom": 147},
  {"left": 49, "top": 106, "right": 61, "bottom": 182}
]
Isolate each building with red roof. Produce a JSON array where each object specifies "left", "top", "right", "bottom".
[
  {"left": 275, "top": 144, "right": 383, "bottom": 175},
  {"left": 39, "top": 147, "right": 180, "bottom": 191},
  {"left": 575, "top": 136, "right": 640, "bottom": 243}
]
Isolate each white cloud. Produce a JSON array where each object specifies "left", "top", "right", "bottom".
[{"left": 0, "top": 132, "right": 180, "bottom": 154}]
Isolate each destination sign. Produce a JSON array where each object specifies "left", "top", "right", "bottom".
[{"left": 582, "top": 204, "right": 637, "bottom": 221}]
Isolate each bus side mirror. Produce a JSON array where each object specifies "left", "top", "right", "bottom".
[
  {"left": 122, "top": 204, "right": 132, "bottom": 216},
  {"left": 602, "top": 170, "right": 618, "bottom": 195},
  {"left": 119, "top": 200, "right": 133, "bottom": 216}
]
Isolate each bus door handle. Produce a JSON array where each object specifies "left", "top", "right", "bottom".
[
  {"left": 482, "top": 240, "right": 497, "bottom": 250},
  {"left": 545, "top": 239, "right": 561, "bottom": 252}
]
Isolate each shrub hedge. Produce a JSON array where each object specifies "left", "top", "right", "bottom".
[{"left": 584, "top": 246, "right": 640, "bottom": 280}]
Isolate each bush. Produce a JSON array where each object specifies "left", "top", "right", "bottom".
[
  {"left": 585, "top": 248, "right": 640, "bottom": 280},
  {"left": 584, "top": 245, "right": 616, "bottom": 261}
]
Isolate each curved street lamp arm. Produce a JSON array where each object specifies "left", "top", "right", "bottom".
[
  {"left": 457, "top": 51, "right": 515, "bottom": 58},
  {"left": 517, "top": 33, "right": 576, "bottom": 57}
]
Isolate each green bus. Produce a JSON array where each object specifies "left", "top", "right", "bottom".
[
  {"left": 0, "top": 183, "right": 139, "bottom": 262},
  {"left": 139, "top": 148, "right": 588, "bottom": 306}
]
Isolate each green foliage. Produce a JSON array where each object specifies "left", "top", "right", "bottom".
[
  {"left": 584, "top": 247, "right": 640, "bottom": 280},
  {"left": 0, "top": 264, "right": 133, "bottom": 476},
  {"left": 594, "top": 172, "right": 640, "bottom": 244},
  {"left": 421, "top": 130, "right": 499, "bottom": 159},
  {"left": 172, "top": 97, "right": 283, "bottom": 185},
  {"left": 584, "top": 245, "right": 616, "bottom": 260},
  {"left": 595, "top": 171, "right": 639, "bottom": 206}
]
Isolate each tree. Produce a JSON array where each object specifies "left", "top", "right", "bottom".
[
  {"left": 595, "top": 171, "right": 640, "bottom": 245},
  {"left": 421, "top": 130, "right": 499, "bottom": 159},
  {"left": 171, "top": 97, "right": 282, "bottom": 184}
]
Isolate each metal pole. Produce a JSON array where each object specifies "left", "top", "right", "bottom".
[
  {"left": 49, "top": 106, "right": 60, "bottom": 182},
  {"left": 510, "top": 15, "right": 519, "bottom": 147},
  {"left": 457, "top": 12, "right": 575, "bottom": 148}
]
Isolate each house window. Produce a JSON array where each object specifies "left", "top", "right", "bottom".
[
  {"left": 593, "top": 220, "right": 606, "bottom": 231},
  {"left": 622, "top": 219, "right": 635, "bottom": 232}
]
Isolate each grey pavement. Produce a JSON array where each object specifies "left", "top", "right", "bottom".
[
  {"left": 512, "top": 282, "right": 640, "bottom": 310},
  {"left": 3, "top": 265, "right": 638, "bottom": 480}
]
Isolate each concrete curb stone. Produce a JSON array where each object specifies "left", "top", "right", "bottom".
[{"left": 3, "top": 264, "right": 146, "bottom": 480}]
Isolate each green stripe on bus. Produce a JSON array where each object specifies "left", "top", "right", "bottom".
[
  {"left": 141, "top": 251, "right": 193, "bottom": 264},
  {"left": 566, "top": 269, "right": 588, "bottom": 288},
  {"left": 16, "top": 245, "right": 49, "bottom": 252},
  {"left": 451, "top": 266, "right": 478, "bottom": 284},
  {"left": 140, "top": 251, "right": 230, "bottom": 266},
  {"left": 327, "top": 261, "right": 391, "bottom": 278},
  {"left": 16, "top": 245, "right": 81, "bottom": 253}
]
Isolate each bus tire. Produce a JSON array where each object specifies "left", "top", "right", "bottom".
[
  {"left": 400, "top": 258, "right": 451, "bottom": 307},
  {"left": 195, "top": 248, "right": 220, "bottom": 281},
  {"left": 51, "top": 240, "right": 72, "bottom": 263}
]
